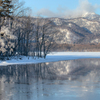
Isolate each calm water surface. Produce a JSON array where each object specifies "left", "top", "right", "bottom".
[{"left": 0, "top": 59, "right": 100, "bottom": 100}]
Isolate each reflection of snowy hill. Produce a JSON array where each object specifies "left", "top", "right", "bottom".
[{"left": 46, "top": 59, "right": 100, "bottom": 81}]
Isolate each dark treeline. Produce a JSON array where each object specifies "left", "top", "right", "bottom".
[{"left": 0, "top": 0, "right": 57, "bottom": 60}]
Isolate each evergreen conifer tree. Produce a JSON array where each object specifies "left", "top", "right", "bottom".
[
  {"left": 0, "top": 0, "right": 13, "bottom": 30},
  {"left": 0, "top": 0, "right": 13, "bottom": 17}
]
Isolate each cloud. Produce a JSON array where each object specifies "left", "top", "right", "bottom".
[
  {"left": 35, "top": 0, "right": 100, "bottom": 18},
  {"left": 36, "top": 9, "right": 57, "bottom": 17},
  {"left": 73, "top": 0, "right": 100, "bottom": 17}
]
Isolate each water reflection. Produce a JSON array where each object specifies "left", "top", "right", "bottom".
[{"left": 0, "top": 59, "right": 100, "bottom": 100}]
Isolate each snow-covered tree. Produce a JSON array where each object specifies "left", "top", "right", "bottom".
[{"left": 0, "top": 26, "right": 17, "bottom": 58}]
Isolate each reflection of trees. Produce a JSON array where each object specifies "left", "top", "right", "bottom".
[
  {"left": 0, "top": 63, "right": 56, "bottom": 100},
  {"left": 0, "top": 59, "right": 100, "bottom": 99},
  {"left": 0, "top": 63, "right": 57, "bottom": 84},
  {"left": 0, "top": 59, "right": 100, "bottom": 82}
]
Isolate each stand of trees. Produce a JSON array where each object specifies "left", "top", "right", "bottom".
[
  {"left": 0, "top": 0, "right": 57, "bottom": 59},
  {"left": 33, "top": 18, "right": 57, "bottom": 58}
]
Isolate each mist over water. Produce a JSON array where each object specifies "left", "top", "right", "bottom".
[{"left": 0, "top": 58, "right": 100, "bottom": 100}]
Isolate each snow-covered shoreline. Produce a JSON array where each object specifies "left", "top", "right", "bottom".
[{"left": 1, "top": 52, "right": 100, "bottom": 66}]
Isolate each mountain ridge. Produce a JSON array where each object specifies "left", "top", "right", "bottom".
[{"left": 45, "top": 13, "right": 100, "bottom": 44}]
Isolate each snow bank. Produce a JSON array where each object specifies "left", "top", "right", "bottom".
[{"left": 0, "top": 52, "right": 100, "bottom": 66}]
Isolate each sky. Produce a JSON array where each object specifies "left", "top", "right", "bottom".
[{"left": 19, "top": 0, "right": 100, "bottom": 18}]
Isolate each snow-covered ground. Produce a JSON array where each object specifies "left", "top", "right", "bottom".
[{"left": 1, "top": 52, "right": 100, "bottom": 66}]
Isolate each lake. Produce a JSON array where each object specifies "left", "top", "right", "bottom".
[{"left": 0, "top": 58, "right": 100, "bottom": 100}]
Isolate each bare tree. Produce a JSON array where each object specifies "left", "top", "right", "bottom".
[
  {"left": 8, "top": 0, "right": 32, "bottom": 56},
  {"left": 34, "top": 18, "right": 57, "bottom": 58},
  {"left": 41, "top": 19, "right": 57, "bottom": 58},
  {"left": 24, "top": 16, "right": 33, "bottom": 56}
]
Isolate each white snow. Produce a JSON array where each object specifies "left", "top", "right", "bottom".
[{"left": 1, "top": 52, "right": 100, "bottom": 66}]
